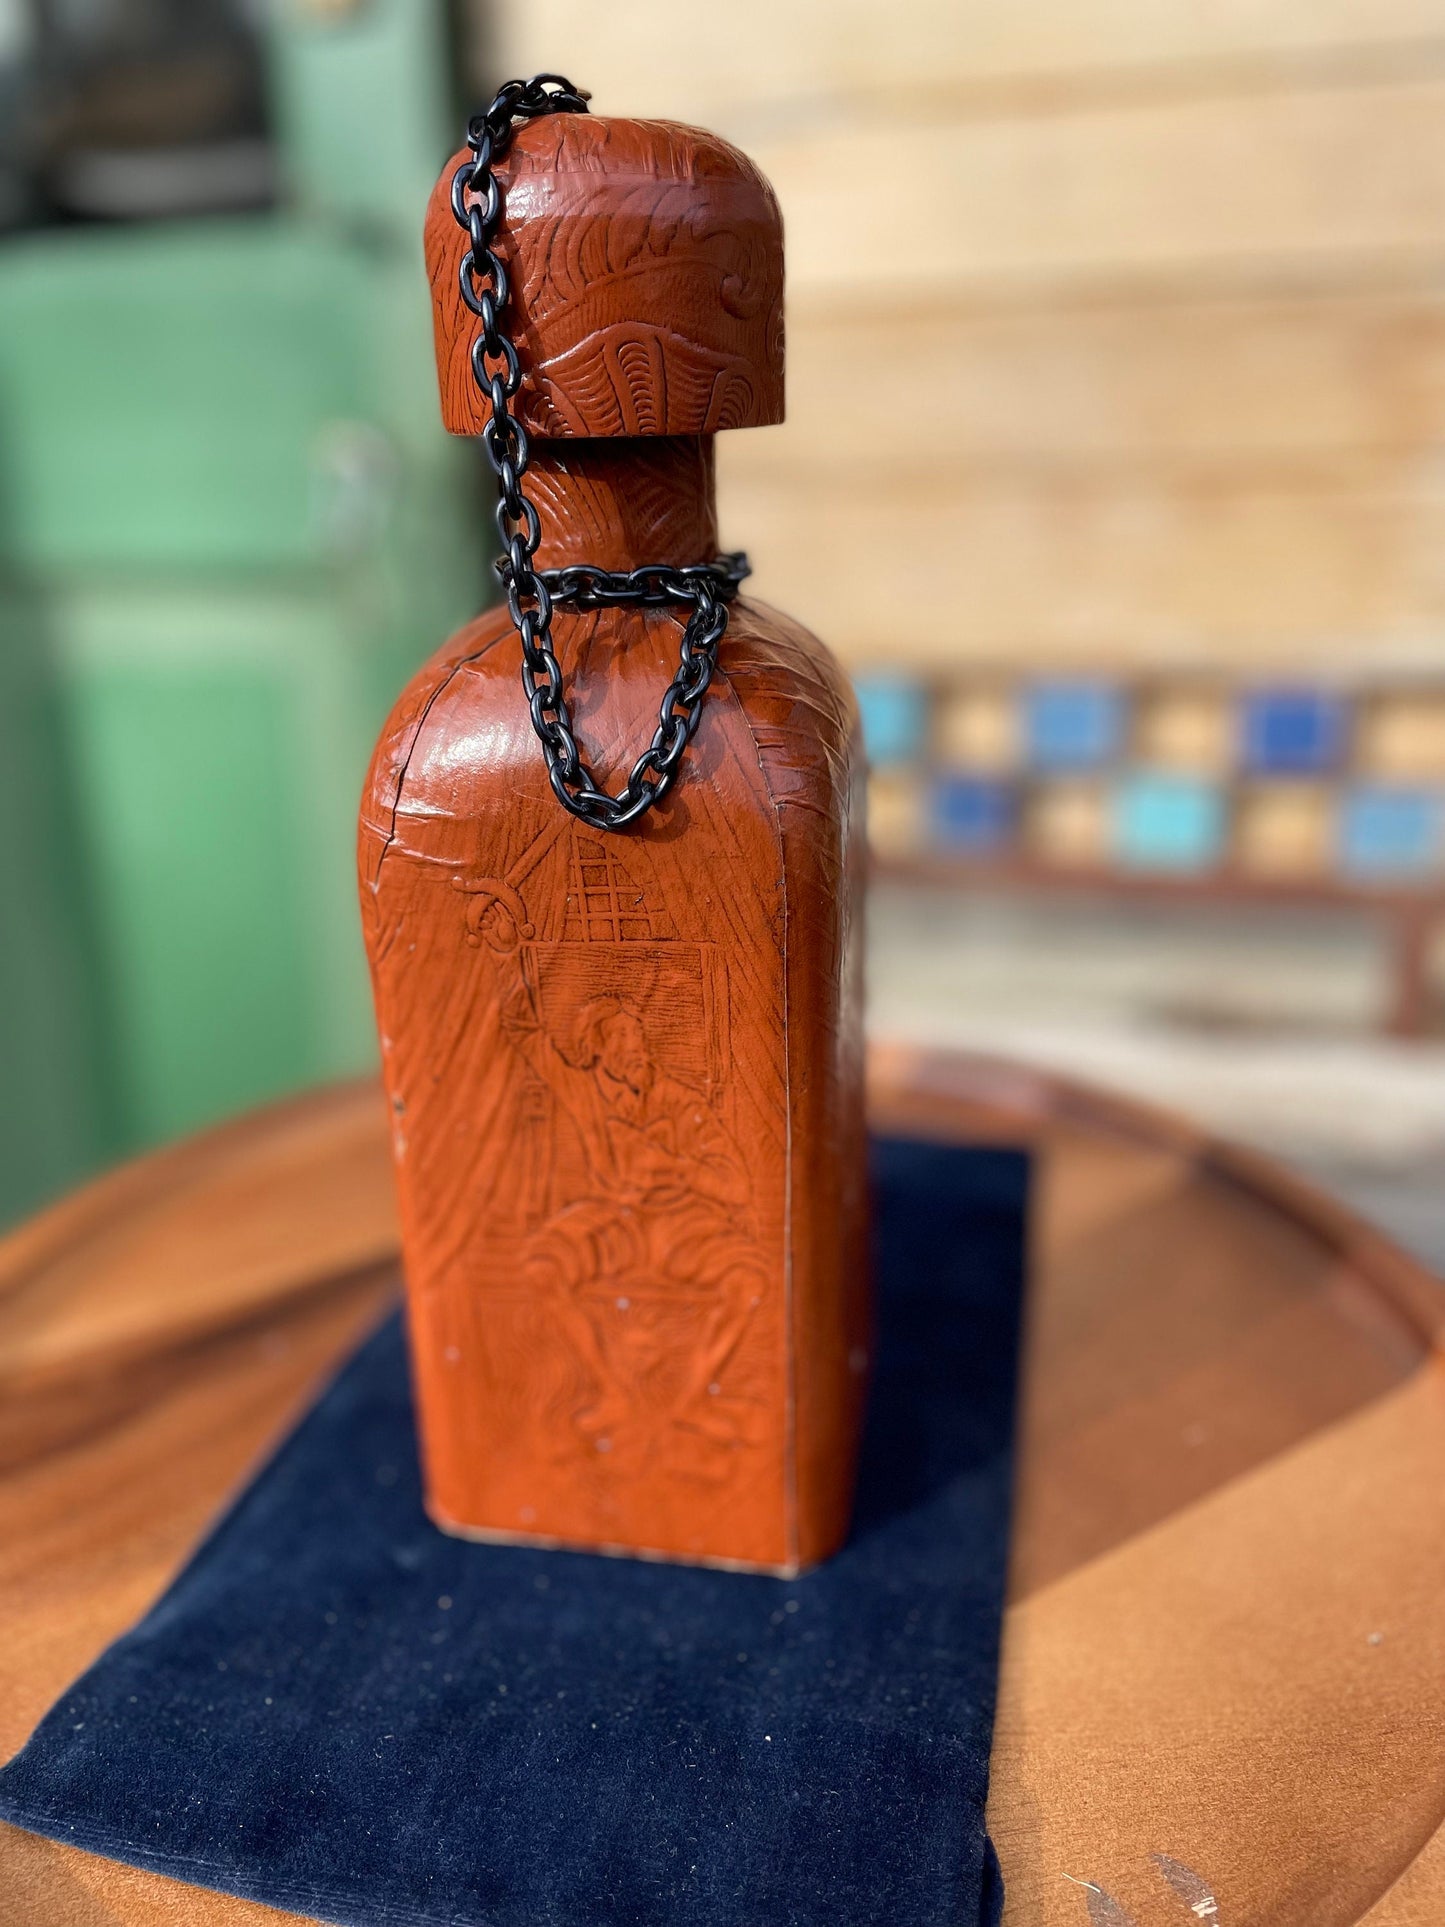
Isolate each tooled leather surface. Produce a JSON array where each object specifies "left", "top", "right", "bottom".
[
  {"left": 357, "top": 590, "right": 866, "bottom": 1571},
  {"left": 722, "top": 599, "right": 870, "bottom": 1565},
  {"left": 524, "top": 436, "right": 719, "bottom": 569},
  {"left": 367, "top": 102, "right": 858, "bottom": 1571},
  {"left": 425, "top": 116, "right": 785, "bottom": 440}
]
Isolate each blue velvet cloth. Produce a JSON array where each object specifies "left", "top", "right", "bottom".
[{"left": 0, "top": 1138, "right": 1026, "bottom": 1927}]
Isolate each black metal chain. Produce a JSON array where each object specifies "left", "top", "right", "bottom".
[{"left": 452, "top": 74, "right": 749, "bottom": 831}]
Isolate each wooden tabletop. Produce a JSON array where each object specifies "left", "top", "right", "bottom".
[{"left": 3, "top": 1044, "right": 1443, "bottom": 1927}]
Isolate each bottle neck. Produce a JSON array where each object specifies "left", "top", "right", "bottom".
[{"left": 520, "top": 435, "right": 719, "bottom": 572}]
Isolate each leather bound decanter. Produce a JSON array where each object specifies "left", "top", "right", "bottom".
[{"left": 358, "top": 78, "right": 868, "bottom": 1574}]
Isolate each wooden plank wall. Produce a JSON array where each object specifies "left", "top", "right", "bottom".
[{"left": 489, "top": 2, "right": 1445, "bottom": 673}]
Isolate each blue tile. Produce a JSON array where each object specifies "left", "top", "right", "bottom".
[
  {"left": 1025, "top": 681, "right": 1126, "bottom": 771},
  {"left": 1113, "top": 772, "right": 1226, "bottom": 872},
  {"left": 1339, "top": 786, "right": 1443, "bottom": 877},
  {"left": 854, "top": 676, "right": 929, "bottom": 767},
  {"left": 1241, "top": 688, "right": 1348, "bottom": 775},
  {"left": 931, "top": 775, "right": 1016, "bottom": 855}
]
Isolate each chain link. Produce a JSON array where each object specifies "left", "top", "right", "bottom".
[{"left": 452, "top": 75, "right": 749, "bottom": 832}]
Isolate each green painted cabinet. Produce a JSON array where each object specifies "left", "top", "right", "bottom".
[{"left": 0, "top": 1, "right": 483, "bottom": 1222}]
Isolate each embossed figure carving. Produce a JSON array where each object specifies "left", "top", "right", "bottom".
[
  {"left": 359, "top": 90, "right": 869, "bottom": 1572},
  {"left": 455, "top": 842, "right": 764, "bottom": 1465}
]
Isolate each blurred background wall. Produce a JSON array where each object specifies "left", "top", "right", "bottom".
[{"left": 4, "top": 1, "right": 1445, "bottom": 1237}]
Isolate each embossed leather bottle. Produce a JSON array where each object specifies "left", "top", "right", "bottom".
[{"left": 358, "top": 89, "right": 868, "bottom": 1574}]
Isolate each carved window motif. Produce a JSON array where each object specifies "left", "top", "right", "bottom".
[{"left": 563, "top": 836, "right": 659, "bottom": 943}]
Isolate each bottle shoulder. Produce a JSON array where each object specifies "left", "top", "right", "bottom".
[
  {"left": 359, "top": 597, "right": 860, "bottom": 858},
  {"left": 359, "top": 605, "right": 516, "bottom": 840},
  {"left": 724, "top": 597, "right": 863, "bottom": 815}
]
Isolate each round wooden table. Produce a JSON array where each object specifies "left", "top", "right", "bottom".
[{"left": 3, "top": 1045, "right": 1443, "bottom": 1927}]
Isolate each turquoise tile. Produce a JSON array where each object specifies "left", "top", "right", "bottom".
[
  {"left": 1113, "top": 772, "right": 1226, "bottom": 872},
  {"left": 854, "top": 675, "right": 929, "bottom": 766}
]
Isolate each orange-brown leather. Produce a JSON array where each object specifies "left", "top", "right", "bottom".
[
  {"left": 364, "top": 113, "right": 867, "bottom": 1571},
  {"left": 425, "top": 116, "right": 785, "bottom": 440}
]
